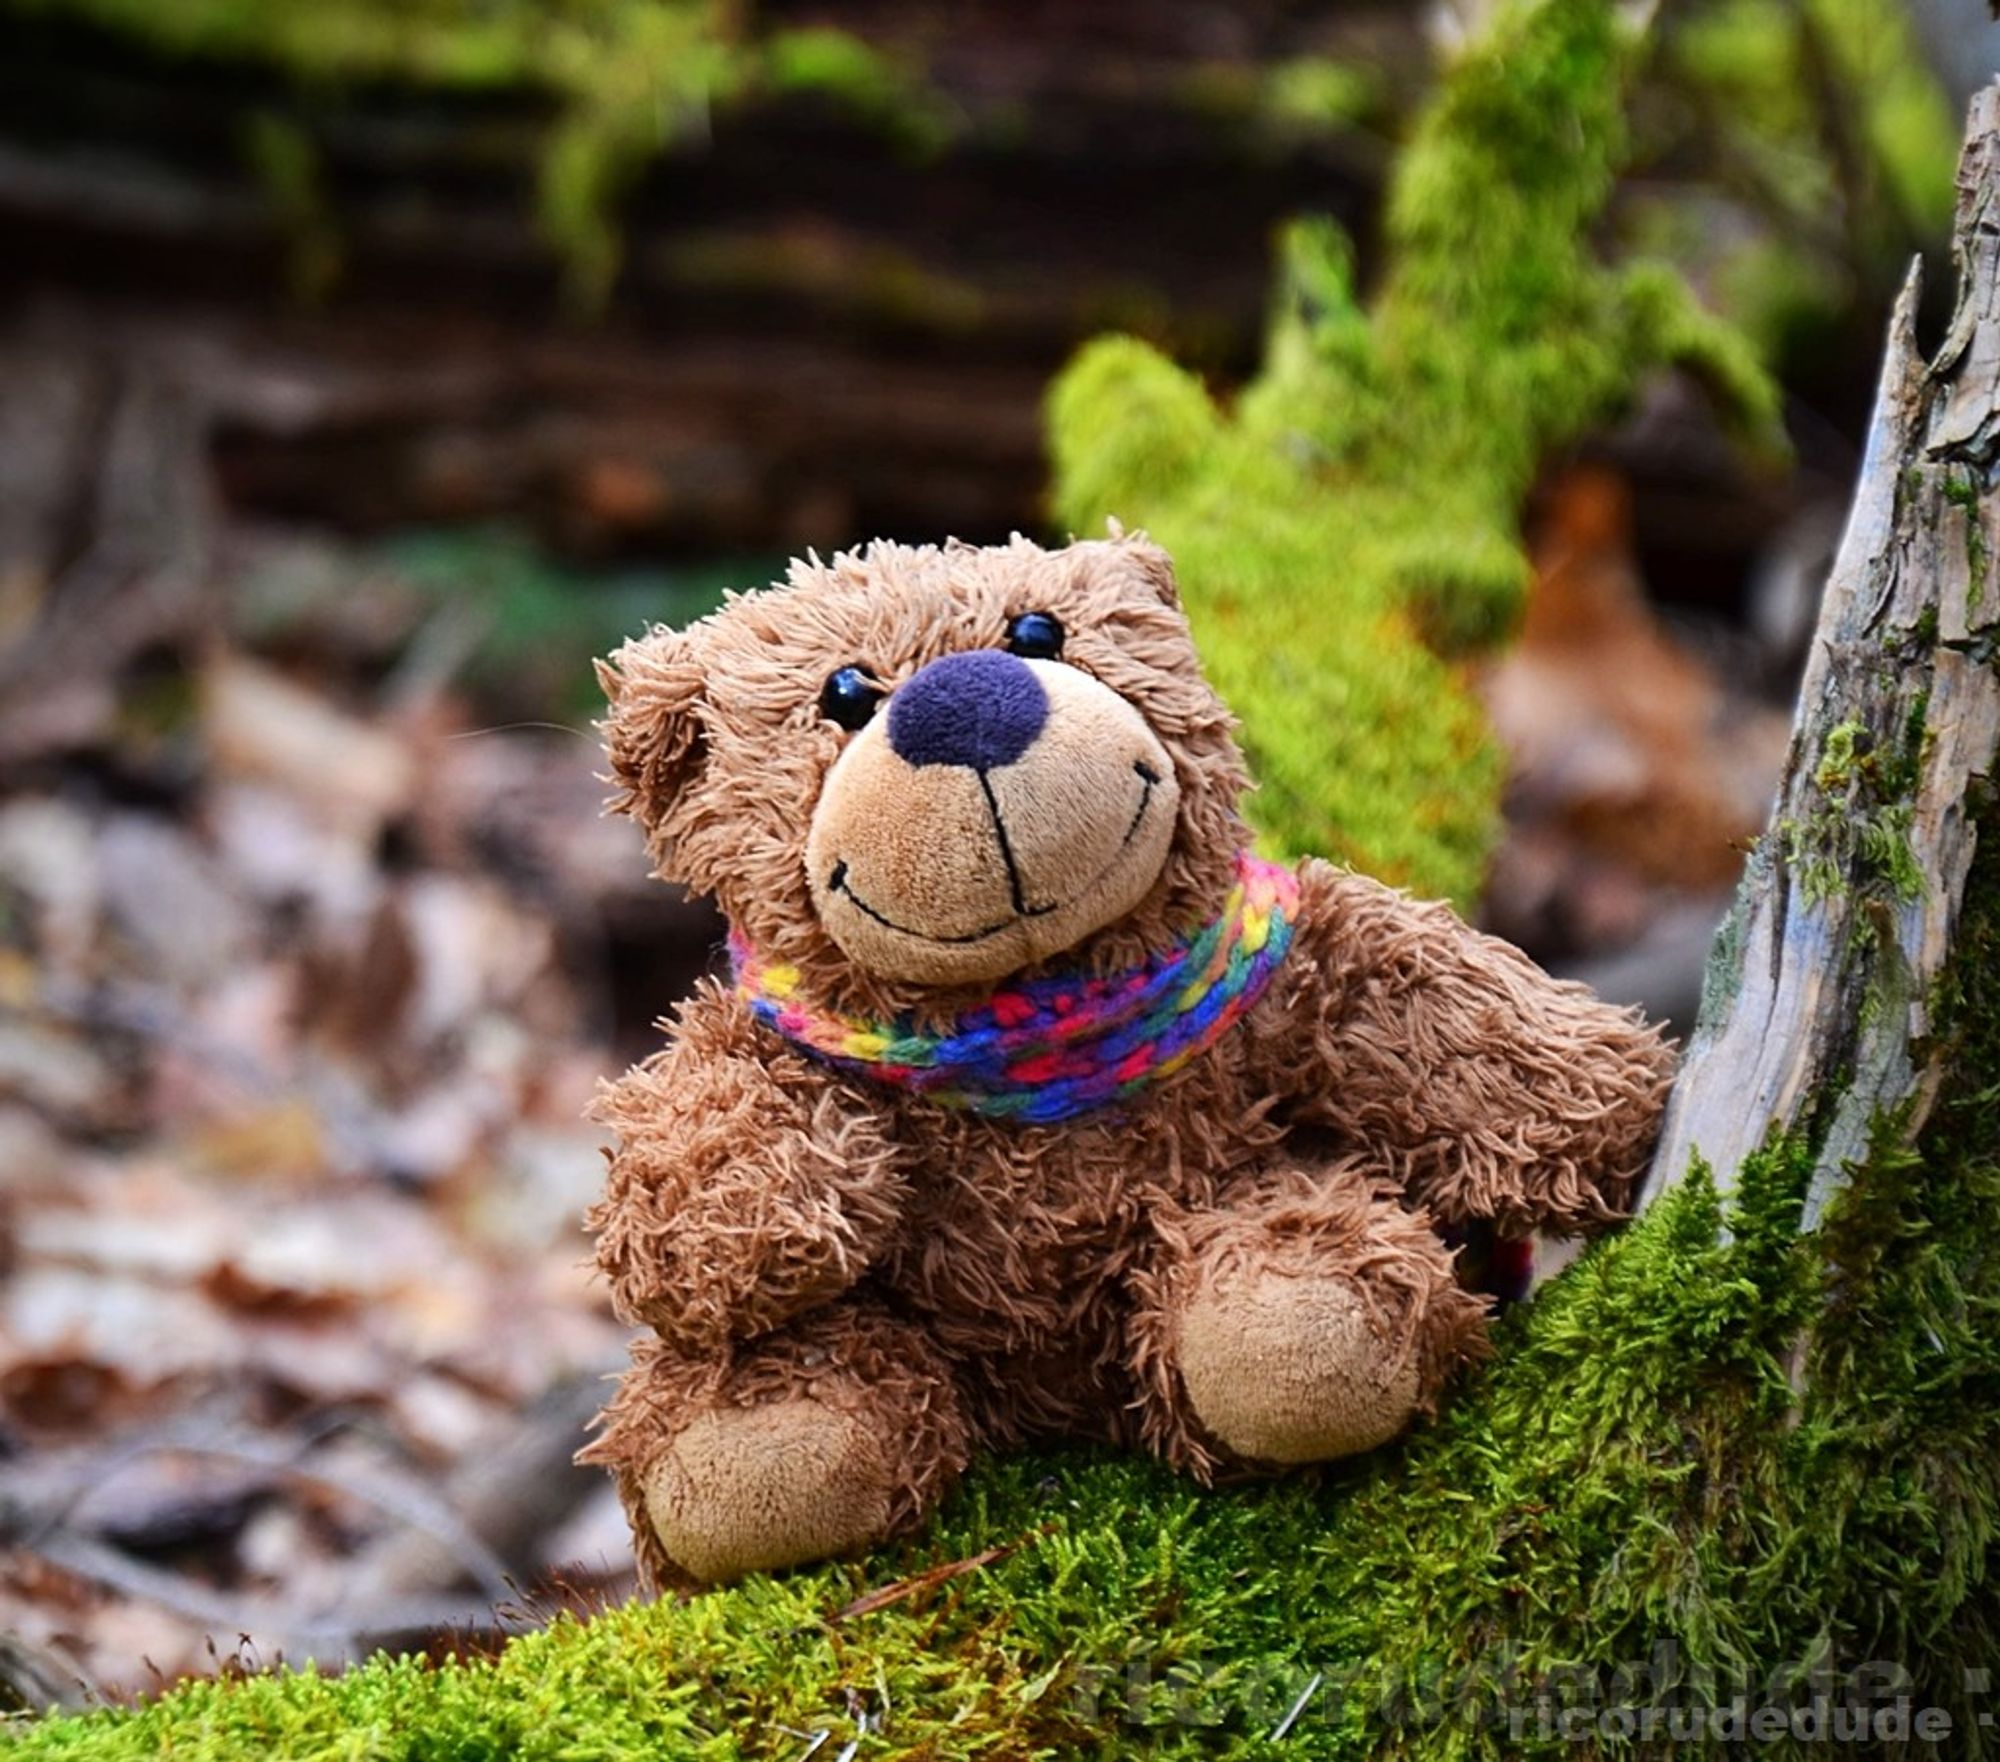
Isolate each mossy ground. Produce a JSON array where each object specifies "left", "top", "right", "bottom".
[
  {"left": 10, "top": 1091, "right": 1994, "bottom": 1758},
  {"left": 12, "top": 742, "right": 1998, "bottom": 1757},
  {"left": 15, "top": 827, "right": 1999, "bottom": 1758},
  {"left": 16, "top": 728, "right": 1996, "bottom": 1758}
]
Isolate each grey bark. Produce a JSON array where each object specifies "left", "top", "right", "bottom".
[{"left": 1638, "top": 80, "right": 2000, "bottom": 1224}]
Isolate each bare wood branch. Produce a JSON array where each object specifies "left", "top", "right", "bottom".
[{"left": 1640, "top": 80, "right": 2000, "bottom": 1220}]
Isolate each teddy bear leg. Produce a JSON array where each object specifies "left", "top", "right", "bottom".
[
  {"left": 1128, "top": 1160, "right": 1492, "bottom": 1477},
  {"left": 582, "top": 1298, "right": 972, "bottom": 1590}
]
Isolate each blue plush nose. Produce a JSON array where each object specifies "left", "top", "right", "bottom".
[{"left": 887, "top": 649, "right": 1049, "bottom": 771}]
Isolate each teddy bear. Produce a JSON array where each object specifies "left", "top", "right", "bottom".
[{"left": 581, "top": 533, "right": 1674, "bottom": 1589}]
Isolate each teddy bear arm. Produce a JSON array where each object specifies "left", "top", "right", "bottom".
[
  {"left": 587, "top": 989, "right": 907, "bottom": 1352},
  {"left": 1262, "top": 861, "right": 1676, "bottom": 1235}
]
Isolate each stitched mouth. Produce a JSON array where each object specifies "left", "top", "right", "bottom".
[
  {"left": 830, "top": 861, "right": 1019, "bottom": 945},
  {"left": 828, "top": 759, "right": 1162, "bottom": 948}
]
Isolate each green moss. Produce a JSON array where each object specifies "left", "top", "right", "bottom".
[
  {"left": 532, "top": 6, "right": 737, "bottom": 312},
  {"left": 1769, "top": 701, "right": 1929, "bottom": 1040},
  {"left": 1258, "top": 57, "right": 1384, "bottom": 140},
  {"left": 1945, "top": 467, "right": 1991, "bottom": 608},
  {"left": 762, "top": 26, "right": 954, "bottom": 155},
  {"left": 1048, "top": 0, "right": 1780, "bottom": 905},
  {"left": 1166, "top": 55, "right": 1385, "bottom": 156},
  {"left": 664, "top": 230, "right": 988, "bottom": 330},
  {"left": 1694, "top": 886, "right": 1752, "bottom": 1024},
  {"left": 1777, "top": 710, "right": 1927, "bottom": 916},
  {"left": 241, "top": 111, "right": 340, "bottom": 306},
  {"left": 1671, "top": 0, "right": 1957, "bottom": 241}
]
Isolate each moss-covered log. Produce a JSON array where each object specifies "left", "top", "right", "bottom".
[{"left": 1641, "top": 83, "right": 2000, "bottom": 1229}]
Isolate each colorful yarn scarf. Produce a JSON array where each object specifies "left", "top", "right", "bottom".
[{"left": 729, "top": 852, "right": 1300, "bottom": 1125}]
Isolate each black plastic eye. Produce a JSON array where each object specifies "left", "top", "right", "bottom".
[
  {"left": 819, "top": 665, "right": 883, "bottom": 731},
  {"left": 1004, "top": 611, "right": 1065, "bottom": 660}
]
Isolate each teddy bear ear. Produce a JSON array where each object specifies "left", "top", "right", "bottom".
[
  {"left": 1111, "top": 531, "right": 1182, "bottom": 610},
  {"left": 596, "top": 627, "right": 708, "bottom": 827}
]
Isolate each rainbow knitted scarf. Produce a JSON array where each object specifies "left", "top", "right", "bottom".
[{"left": 729, "top": 852, "right": 1299, "bottom": 1124}]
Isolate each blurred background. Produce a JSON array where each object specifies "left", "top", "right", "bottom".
[{"left": 0, "top": 0, "right": 1992, "bottom": 1710}]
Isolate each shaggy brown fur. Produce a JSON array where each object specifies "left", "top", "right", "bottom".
[{"left": 582, "top": 534, "right": 1675, "bottom": 1589}]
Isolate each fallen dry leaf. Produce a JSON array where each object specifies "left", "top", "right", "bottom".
[{"left": 203, "top": 654, "right": 418, "bottom": 843}]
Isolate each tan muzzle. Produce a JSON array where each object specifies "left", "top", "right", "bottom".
[{"left": 806, "top": 650, "right": 1180, "bottom": 985}]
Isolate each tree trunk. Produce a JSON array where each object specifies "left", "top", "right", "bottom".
[{"left": 1638, "top": 79, "right": 2000, "bottom": 1228}]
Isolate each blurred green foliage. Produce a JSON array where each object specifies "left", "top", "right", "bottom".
[
  {"left": 1259, "top": 56, "right": 1383, "bottom": 138},
  {"left": 1642, "top": 0, "right": 1961, "bottom": 370},
  {"left": 1050, "top": 0, "right": 1781, "bottom": 908},
  {"left": 7, "top": 0, "right": 945, "bottom": 308},
  {"left": 240, "top": 110, "right": 341, "bottom": 304},
  {"left": 382, "top": 526, "right": 761, "bottom": 718}
]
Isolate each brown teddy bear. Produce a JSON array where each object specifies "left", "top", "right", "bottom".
[{"left": 582, "top": 533, "right": 1673, "bottom": 1589}]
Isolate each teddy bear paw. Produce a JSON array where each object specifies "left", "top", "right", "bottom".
[
  {"left": 643, "top": 1396, "right": 897, "bottom": 1584},
  {"left": 1174, "top": 1269, "right": 1424, "bottom": 1466}
]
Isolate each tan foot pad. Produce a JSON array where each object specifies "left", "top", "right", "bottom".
[
  {"left": 645, "top": 1397, "right": 895, "bottom": 1583},
  {"left": 1176, "top": 1271, "right": 1423, "bottom": 1465}
]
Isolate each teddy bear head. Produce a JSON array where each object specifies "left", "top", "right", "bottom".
[{"left": 600, "top": 534, "right": 1251, "bottom": 1012}]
